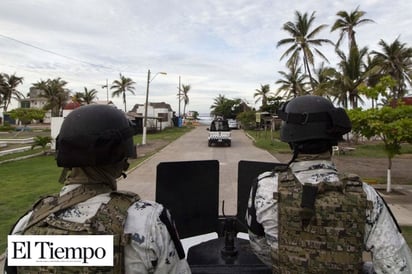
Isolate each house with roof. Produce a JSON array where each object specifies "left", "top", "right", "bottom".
[
  {"left": 18, "top": 87, "right": 51, "bottom": 123},
  {"left": 128, "top": 102, "right": 174, "bottom": 133}
]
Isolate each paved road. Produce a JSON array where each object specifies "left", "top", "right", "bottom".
[
  {"left": 118, "top": 125, "right": 412, "bottom": 226},
  {"left": 118, "top": 125, "right": 278, "bottom": 215}
]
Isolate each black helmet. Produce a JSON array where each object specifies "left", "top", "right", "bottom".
[
  {"left": 56, "top": 104, "right": 136, "bottom": 167},
  {"left": 278, "top": 95, "right": 351, "bottom": 143}
]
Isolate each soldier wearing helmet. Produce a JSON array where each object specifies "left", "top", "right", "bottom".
[
  {"left": 246, "top": 95, "right": 412, "bottom": 273},
  {"left": 6, "top": 104, "right": 191, "bottom": 273}
]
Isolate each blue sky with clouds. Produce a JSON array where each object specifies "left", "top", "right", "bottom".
[{"left": 1, "top": 0, "right": 411, "bottom": 114}]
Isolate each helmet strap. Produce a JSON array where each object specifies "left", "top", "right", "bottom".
[
  {"left": 286, "top": 145, "right": 300, "bottom": 167},
  {"left": 121, "top": 159, "right": 130, "bottom": 179},
  {"left": 58, "top": 168, "right": 70, "bottom": 184}
]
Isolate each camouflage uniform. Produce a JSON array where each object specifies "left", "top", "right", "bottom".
[
  {"left": 246, "top": 154, "right": 412, "bottom": 273},
  {"left": 9, "top": 184, "right": 191, "bottom": 274}
]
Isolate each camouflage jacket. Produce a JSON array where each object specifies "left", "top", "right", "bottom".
[
  {"left": 246, "top": 156, "right": 412, "bottom": 273},
  {"left": 8, "top": 184, "right": 191, "bottom": 274}
]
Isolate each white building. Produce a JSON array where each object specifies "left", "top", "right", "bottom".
[
  {"left": 18, "top": 87, "right": 52, "bottom": 123},
  {"left": 128, "top": 102, "right": 174, "bottom": 132}
]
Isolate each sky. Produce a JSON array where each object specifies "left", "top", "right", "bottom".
[{"left": 1, "top": 0, "right": 411, "bottom": 115}]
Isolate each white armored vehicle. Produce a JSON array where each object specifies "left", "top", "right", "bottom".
[{"left": 207, "top": 117, "right": 231, "bottom": 147}]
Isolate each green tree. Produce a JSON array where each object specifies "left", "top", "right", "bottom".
[
  {"left": 210, "top": 94, "right": 238, "bottom": 118},
  {"left": 210, "top": 94, "right": 227, "bottom": 116},
  {"left": 276, "top": 62, "right": 307, "bottom": 99},
  {"left": 111, "top": 74, "right": 136, "bottom": 112},
  {"left": 261, "top": 96, "right": 286, "bottom": 114},
  {"left": 82, "top": 87, "right": 98, "bottom": 104},
  {"left": 71, "top": 92, "right": 84, "bottom": 104},
  {"left": 8, "top": 108, "right": 46, "bottom": 130},
  {"left": 33, "top": 78, "right": 70, "bottom": 117},
  {"left": 229, "top": 98, "right": 249, "bottom": 118},
  {"left": 31, "top": 136, "right": 53, "bottom": 154},
  {"left": 277, "top": 11, "right": 334, "bottom": 91},
  {"left": 312, "top": 62, "right": 337, "bottom": 98},
  {"left": 236, "top": 110, "right": 256, "bottom": 130},
  {"left": 331, "top": 6, "right": 374, "bottom": 51},
  {"left": 0, "top": 73, "right": 24, "bottom": 112},
  {"left": 181, "top": 84, "right": 191, "bottom": 117},
  {"left": 254, "top": 84, "right": 272, "bottom": 110},
  {"left": 348, "top": 105, "right": 412, "bottom": 192},
  {"left": 189, "top": 110, "right": 199, "bottom": 120},
  {"left": 359, "top": 75, "right": 396, "bottom": 108},
  {"left": 371, "top": 38, "right": 412, "bottom": 100},
  {"left": 332, "top": 46, "right": 370, "bottom": 108}
]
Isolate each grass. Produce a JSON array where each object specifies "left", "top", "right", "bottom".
[
  {"left": 0, "top": 156, "right": 62, "bottom": 252},
  {"left": 246, "top": 129, "right": 292, "bottom": 155},
  {"left": 0, "top": 126, "right": 193, "bottom": 253},
  {"left": 247, "top": 129, "right": 412, "bottom": 158},
  {"left": 135, "top": 126, "right": 193, "bottom": 144},
  {"left": 247, "top": 129, "right": 412, "bottom": 248},
  {"left": 350, "top": 142, "right": 412, "bottom": 157},
  {"left": 402, "top": 226, "right": 412, "bottom": 248}
]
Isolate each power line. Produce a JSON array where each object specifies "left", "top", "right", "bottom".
[{"left": 0, "top": 33, "right": 140, "bottom": 75}]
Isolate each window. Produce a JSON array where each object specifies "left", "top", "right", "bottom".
[{"left": 158, "top": 113, "right": 168, "bottom": 122}]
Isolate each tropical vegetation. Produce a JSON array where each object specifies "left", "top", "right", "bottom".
[
  {"left": 209, "top": 7, "right": 411, "bottom": 115},
  {"left": 31, "top": 77, "right": 70, "bottom": 117},
  {"left": 0, "top": 73, "right": 24, "bottom": 112},
  {"left": 8, "top": 108, "right": 46, "bottom": 129},
  {"left": 0, "top": 8, "right": 411, "bottom": 170},
  {"left": 110, "top": 73, "right": 136, "bottom": 112},
  {"left": 181, "top": 84, "right": 191, "bottom": 117},
  {"left": 206, "top": 8, "right": 412, "bottom": 193}
]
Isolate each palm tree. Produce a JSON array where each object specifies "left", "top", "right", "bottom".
[
  {"left": 71, "top": 92, "right": 84, "bottom": 104},
  {"left": 312, "top": 62, "right": 338, "bottom": 98},
  {"left": 181, "top": 84, "right": 191, "bottom": 117},
  {"left": 111, "top": 74, "right": 136, "bottom": 112},
  {"left": 361, "top": 55, "right": 384, "bottom": 108},
  {"left": 370, "top": 38, "right": 412, "bottom": 100},
  {"left": 331, "top": 46, "right": 371, "bottom": 108},
  {"left": 275, "top": 62, "right": 307, "bottom": 99},
  {"left": 0, "top": 74, "right": 4, "bottom": 109},
  {"left": 0, "top": 73, "right": 24, "bottom": 112},
  {"left": 277, "top": 11, "right": 334, "bottom": 91},
  {"left": 33, "top": 78, "right": 70, "bottom": 117},
  {"left": 31, "top": 136, "right": 53, "bottom": 154},
  {"left": 331, "top": 6, "right": 374, "bottom": 51},
  {"left": 210, "top": 94, "right": 229, "bottom": 116},
  {"left": 254, "top": 84, "right": 272, "bottom": 109},
  {"left": 82, "top": 87, "right": 98, "bottom": 104}
]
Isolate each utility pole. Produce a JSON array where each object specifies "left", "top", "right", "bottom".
[
  {"left": 105, "top": 78, "right": 109, "bottom": 103},
  {"left": 142, "top": 70, "right": 167, "bottom": 145},
  {"left": 143, "top": 69, "right": 151, "bottom": 146},
  {"left": 102, "top": 79, "right": 109, "bottom": 103},
  {"left": 178, "top": 76, "right": 182, "bottom": 117}
]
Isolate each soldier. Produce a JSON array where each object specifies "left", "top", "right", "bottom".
[
  {"left": 246, "top": 95, "right": 412, "bottom": 273},
  {"left": 5, "top": 104, "right": 191, "bottom": 273}
]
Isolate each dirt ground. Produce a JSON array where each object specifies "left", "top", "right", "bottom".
[
  {"left": 274, "top": 153, "right": 412, "bottom": 185},
  {"left": 136, "top": 138, "right": 411, "bottom": 185}
]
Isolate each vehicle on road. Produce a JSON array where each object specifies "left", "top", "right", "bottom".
[{"left": 207, "top": 118, "right": 231, "bottom": 147}]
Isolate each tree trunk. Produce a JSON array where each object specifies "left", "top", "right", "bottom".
[
  {"left": 123, "top": 91, "right": 127, "bottom": 112},
  {"left": 386, "top": 157, "right": 392, "bottom": 193}
]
